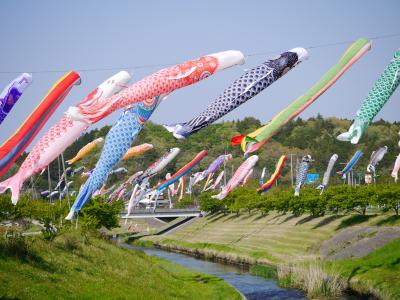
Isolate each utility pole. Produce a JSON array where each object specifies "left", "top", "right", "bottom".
[
  {"left": 47, "top": 166, "right": 52, "bottom": 203},
  {"left": 223, "top": 142, "right": 227, "bottom": 186},
  {"left": 290, "top": 154, "right": 294, "bottom": 187},
  {"left": 61, "top": 153, "right": 71, "bottom": 208}
]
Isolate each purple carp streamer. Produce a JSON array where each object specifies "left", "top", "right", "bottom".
[
  {"left": 165, "top": 48, "right": 307, "bottom": 138},
  {"left": 195, "top": 154, "right": 232, "bottom": 185},
  {"left": 0, "top": 73, "right": 32, "bottom": 125}
]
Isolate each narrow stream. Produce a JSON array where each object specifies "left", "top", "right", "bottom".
[{"left": 123, "top": 243, "right": 305, "bottom": 300}]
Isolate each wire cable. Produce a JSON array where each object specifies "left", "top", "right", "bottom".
[{"left": 0, "top": 32, "right": 399, "bottom": 75}]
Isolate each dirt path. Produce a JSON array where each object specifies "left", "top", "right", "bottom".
[{"left": 320, "top": 226, "right": 400, "bottom": 260}]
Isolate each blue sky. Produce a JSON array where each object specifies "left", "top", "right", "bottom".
[{"left": 0, "top": 0, "right": 399, "bottom": 147}]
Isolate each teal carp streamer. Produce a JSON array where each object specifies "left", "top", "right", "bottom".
[{"left": 338, "top": 49, "right": 400, "bottom": 144}]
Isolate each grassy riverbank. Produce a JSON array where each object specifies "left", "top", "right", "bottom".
[
  {"left": 138, "top": 212, "right": 400, "bottom": 299},
  {"left": 0, "top": 231, "right": 241, "bottom": 300}
]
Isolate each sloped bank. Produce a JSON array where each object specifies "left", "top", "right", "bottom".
[
  {"left": 0, "top": 230, "right": 242, "bottom": 300},
  {"left": 136, "top": 212, "right": 400, "bottom": 299}
]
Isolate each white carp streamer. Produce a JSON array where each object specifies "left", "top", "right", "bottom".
[
  {"left": 367, "top": 146, "right": 388, "bottom": 174},
  {"left": 316, "top": 154, "right": 338, "bottom": 194}
]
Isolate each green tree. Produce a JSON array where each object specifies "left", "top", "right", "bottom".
[
  {"left": 199, "top": 193, "right": 224, "bottom": 214},
  {"left": 375, "top": 184, "right": 400, "bottom": 215},
  {"left": 80, "top": 197, "right": 123, "bottom": 230}
]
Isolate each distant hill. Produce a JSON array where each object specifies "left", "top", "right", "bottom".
[{"left": 2, "top": 116, "right": 399, "bottom": 193}]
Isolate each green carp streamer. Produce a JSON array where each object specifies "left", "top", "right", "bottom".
[
  {"left": 232, "top": 38, "right": 371, "bottom": 155},
  {"left": 338, "top": 49, "right": 400, "bottom": 144}
]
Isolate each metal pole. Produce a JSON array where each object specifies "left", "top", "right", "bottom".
[
  {"left": 60, "top": 153, "right": 71, "bottom": 208},
  {"left": 224, "top": 142, "right": 227, "bottom": 186},
  {"left": 47, "top": 166, "right": 52, "bottom": 203},
  {"left": 290, "top": 154, "right": 294, "bottom": 187},
  {"left": 57, "top": 156, "right": 61, "bottom": 203},
  {"left": 75, "top": 213, "right": 79, "bottom": 229}
]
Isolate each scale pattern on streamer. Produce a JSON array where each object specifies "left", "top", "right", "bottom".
[{"left": 355, "top": 50, "right": 400, "bottom": 130}]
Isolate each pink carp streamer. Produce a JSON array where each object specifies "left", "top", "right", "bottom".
[
  {"left": 392, "top": 154, "right": 400, "bottom": 182},
  {"left": 212, "top": 155, "right": 259, "bottom": 200},
  {"left": 205, "top": 170, "right": 225, "bottom": 191},
  {"left": 0, "top": 72, "right": 130, "bottom": 204},
  {"left": 241, "top": 168, "right": 253, "bottom": 186},
  {"left": 75, "top": 51, "right": 245, "bottom": 124}
]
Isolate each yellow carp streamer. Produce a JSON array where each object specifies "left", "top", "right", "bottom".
[
  {"left": 67, "top": 137, "right": 104, "bottom": 164},
  {"left": 121, "top": 143, "right": 154, "bottom": 160}
]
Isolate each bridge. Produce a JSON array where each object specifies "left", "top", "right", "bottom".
[{"left": 120, "top": 208, "right": 202, "bottom": 219}]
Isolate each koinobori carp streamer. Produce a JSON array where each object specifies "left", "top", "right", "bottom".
[
  {"left": 0, "top": 73, "right": 32, "bottom": 125},
  {"left": 209, "top": 170, "right": 225, "bottom": 190},
  {"left": 258, "top": 155, "right": 287, "bottom": 193},
  {"left": 212, "top": 155, "right": 259, "bottom": 200},
  {"left": 67, "top": 95, "right": 165, "bottom": 220},
  {"left": 126, "top": 149, "right": 180, "bottom": 217},
  {"left": 67, "top": 137, "right": 104, "bottom": 164},
  {"left": 154, "top": 150, "right": 207, "bottom": 192},
  {"left": 0, "top": 72, "right": 81, "bottom": 178},
  {"left": 391, "top": 154, "right": 400, "bottom": 182},
  {"left": 122, "top": 143, "right": 153, "bottom": 160},
  {"left": 137, "top": 148, "right": 181, "bottom": 184},
  {"left": 67, "top": 51, "right": 244, "bottom": 219},
  {"left": 316, "top": 154, "right": 338, "bottom": 194},
  {"left": 367, "top": 146, "right": 388, "bottom": 174},
  {"left": 294, "top": 155, "right": 312, "bottom": 196},
  {"left": 194, "top": 154, "right": 232, "bottom": 185},
  {"left": 337, "top": 50, "right": 400, "bottom": 144},
  {"left": 231, "top": 38, "right": 372, "bottom": 155},
  {"left": 74, "top": 51, "right": 245, "bottom": 124},
  {"left": 337, "top": 150, "right": 363, "bottom": 177},
  {"left": 164, "top": 48, "right": 307, "bottom": 139},
  {"left": 0, "top": 72, "right": 128, "bottom": 204}
]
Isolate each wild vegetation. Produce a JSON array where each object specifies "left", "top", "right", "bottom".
[
  {"left": 0, "top": 196, "right": 241, "bottom": 299},
  {"left": 199, "top": 183, "right": 400, "bottom": 217},
  {"left": 1, "top": 116, "right": 399, "bottom": 299},
  {"left": 2, "top": 116, "right": 399, "bottom": 197}
]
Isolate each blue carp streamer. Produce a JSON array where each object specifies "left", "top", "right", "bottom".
[{"left": 66, "top": 96, "right": 163, "bottom": 219}]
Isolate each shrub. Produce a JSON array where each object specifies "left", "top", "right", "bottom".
[
  {"left": 0, "top": 227, "right": 35, "bottom": 260},
  {"left": 272, "top": 190, "right": 291, "bottom": 214},
  {"left": 302, "top": 189, "right": 327, "bottom": 217},
  {"left": 375, "top": 184, "right": 400, "bottom": 215},
  {"left": 199, "top": 192, "right": 224, "bottom": 214},
  {"left": 174, "top": 196, "right": 196, "bottom": 209},
  {"left": 80, "top": 197, "right": 123, "bottom": 230}
]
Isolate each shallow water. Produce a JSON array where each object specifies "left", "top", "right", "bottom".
[{"left": 123, "top": 243, "right": 305, "bottom": 300}]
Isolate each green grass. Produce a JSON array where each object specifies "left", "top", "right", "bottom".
[
  {"left": 142, "top": 212, "right": 349, "bottom": 263},
  {"left": 375, "top": 215, "right": 400, "bottom": 226},
  {"left": 335, "top": 214, "right": 377, "bottom": 230},
  {"left": 140, "top": 211, "right": 400, "bottom": 298},
  {"left": 0, "top": 231, "right": 241, "bottom": 300},
  {"left": 249, "top": 264, "right": 277, "bottom": 279},
  {"left": 330, "top": 238, "right": 400, "bottom": 300}
]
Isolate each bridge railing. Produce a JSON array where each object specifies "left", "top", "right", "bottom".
[{"left": 121, "top": 207, "right": 201, "bottom": 215}]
